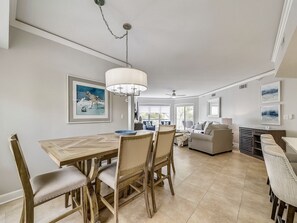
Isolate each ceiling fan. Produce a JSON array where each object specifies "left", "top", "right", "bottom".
[{"left": 166, "top": 90, "right": 186, "bottom": 98}]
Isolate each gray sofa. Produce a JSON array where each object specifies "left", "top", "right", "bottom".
[{"left": 188, "top": 123, "right": 233, "bottom": 155}]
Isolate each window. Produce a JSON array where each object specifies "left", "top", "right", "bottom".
[
  {"left": 175, "top": 105, "right": 194, "bottom": 130},
  {"left": 139, "top": 105, "right": 171, "bottom": 126}
]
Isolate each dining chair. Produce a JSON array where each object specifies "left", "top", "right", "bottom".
[
  {"left": 9, "top": 134, "right": 88, "bottom": 223},
  {"left": 158, "top": 125, "right": 177, "bottom": 174},
  {"left": 150, "top": 129, "right": 176, "bottom": 213},
  {"left": 261, "top": 135, "right": 297, "bottom": 223},
  {"left": 96, "top": 133, "right": 154, "bottom": 223}
]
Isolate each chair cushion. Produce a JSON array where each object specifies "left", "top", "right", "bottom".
[
  {"left": 31, "top": 166, "right": 87, "bottom": 205},
  {"left": 98, "top": 162, "right": 117, "bottom": 189}
]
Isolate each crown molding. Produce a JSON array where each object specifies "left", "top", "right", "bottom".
[
  {"left": 198, "top": 70, "right": 275, "bottom": 98},
  {"left": 10, "top": 19, "right": 127, "bottom": 66},
  {"left": 271, "top": 0, "right": 293, "bottom": 63}
]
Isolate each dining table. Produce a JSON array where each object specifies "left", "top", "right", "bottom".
[{"left": 39, "top": 130, "right": 183, "bottom": 223}]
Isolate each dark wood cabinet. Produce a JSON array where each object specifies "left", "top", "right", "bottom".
[{"left": 239, "top": 127, "right": 286, "bottom": 159}]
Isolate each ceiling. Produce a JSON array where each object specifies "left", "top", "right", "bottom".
[{"left": 15, "top": 0, "right": 284, "bottom": 98}]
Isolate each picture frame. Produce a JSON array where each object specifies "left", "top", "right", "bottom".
[
  {"left": 67, "top": 75, "right": 111, "bottom": 123},
  {"left": 261, "top": 104, "right": 281, "bottom": 125},
  {"left": 261, "top": 81, "right": 281, "bottom": 103},
  {"left": 207, "top": 97, "right": 221, "bottom": 118}
]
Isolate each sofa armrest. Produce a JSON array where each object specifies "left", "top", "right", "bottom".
[{"left": 190, "top": 132, "right": 213, "bottom": 142}]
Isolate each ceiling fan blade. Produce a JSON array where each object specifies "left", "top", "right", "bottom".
[
  {"left": 176, "top": 94, "right": 186, "bottom": 96},
  {"left": 165, "top": 94, "right": 172, "bottom": 96}
]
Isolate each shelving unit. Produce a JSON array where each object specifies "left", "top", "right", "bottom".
[{"left": 239, "top": 127, "right": 286, "bottom": 159}]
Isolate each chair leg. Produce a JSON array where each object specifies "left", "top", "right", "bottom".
[
  {"left": 143, "top": 174, "right": 152, "bottom": 218},
  {"left": 167, "top": 163, "right": 175, "bottom": 196},
  {"left": 171, "top": 146, "right": 176, "bottom": 174},
  {"left": 25, "top": 199, "right": 34, "bottom": 223},
  {"left": 150, "top": 171, "right": 157, "bottom": 213},
  {"left": 65, "top": 192, "right": 70, "bottom": 208},
  {"left": 271, "top": 195, "right": 278, "bottom": 220},
  {"left": 267, "top": 177, "right": 270, "bottom": 185},
  {"left": 114, "top": 187, "right": 119, "bottom": 223},
  {"left": 20, "top": 200, "right": 25, "bottom": 223},
  {"left": 286, "top": 205, "right": 296, "bottom": 223},
  {"left": 276, "top": 200, "right": 286, "bottom": 223},
  {"left": 269, "top": 187, "right": 273, "bottom": 202},
  {"left": 82, "top": 186, "right": 88, "bottom": 223}
]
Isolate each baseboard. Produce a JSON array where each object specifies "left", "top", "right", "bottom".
[{"left": 0, "top": 189, "right": 23, "bottom": 205}]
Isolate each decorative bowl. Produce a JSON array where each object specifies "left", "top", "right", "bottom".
[{"left": 115, "top": 130, "right": 137, "bottom": 136}]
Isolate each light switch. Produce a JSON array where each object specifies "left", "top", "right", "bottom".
[
  {"left": 289, "top": 114, "right": 294, "bottom": 120},
  {"left": 284, "top": 115, "right": 288, "bottom": 120},
  {"left": 120, "top": 114, "right": 124, "bottom": 119}
]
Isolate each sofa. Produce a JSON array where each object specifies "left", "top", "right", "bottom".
[
  {"left": 188, "top": 122, "right": 233, "bottom": 155},
  {"left": 143, "top": 121, "right": 156, "bottom": 131}
]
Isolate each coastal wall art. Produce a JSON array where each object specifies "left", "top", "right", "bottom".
[
  {"left": 68, "top": 75, "right": 111, "bottom": 123},
  {"left": 261, "top": 81, "right": 281, "bottom": 103}
]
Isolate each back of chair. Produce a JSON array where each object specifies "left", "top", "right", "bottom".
[
  {"left": 261, "top": 134, "right": 276, "bottom": 147},
  {"left": 116, "top": 133, "right": 153, "bottom": 177},
  {"left": 159, "top": 125, "right": 176, "bottom": 131},
  {"left": 9, "top": 134, "right": 33, "bottom": 198},
  {"left": 262, "top": 142, "right": 297, "bottom": 207},
  {"left": 153, "top": 130, "right": 176, "bottom": 162}
]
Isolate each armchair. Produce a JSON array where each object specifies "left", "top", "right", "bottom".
[{"left": 143, "top": 121, "right": 156, "bottom": 131}]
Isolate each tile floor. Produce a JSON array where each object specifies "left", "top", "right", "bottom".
[{"left": 0, "top": 146, "right": 295, "bottom": 223}]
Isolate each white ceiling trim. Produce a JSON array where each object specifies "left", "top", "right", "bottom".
[
  {"left": 271, "top": 0, "right": 293, "bottom": 63},
  {"left": 0, "top": 0, "right": 10, "bottom": 49},
  {"left": 10, "top": 19, "right": 127, "bottom": 66},
  {"left": 198, "top": 70, "right": 275, "bottom": 98}
]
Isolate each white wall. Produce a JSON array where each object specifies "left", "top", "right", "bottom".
[
  {"left": 0, "top": 28, "right": 128, "bottom": 195},
  {"left": 137, "top": 97, "right": 199, "bottom": 124},
  {"left": 198, "top": 75, "right": 297, "bottom": 146}
]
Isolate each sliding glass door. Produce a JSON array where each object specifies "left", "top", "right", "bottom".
[{"left": 176, "top": 105, "right": 194, "bottom": 130}]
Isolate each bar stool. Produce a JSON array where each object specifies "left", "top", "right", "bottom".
[{"left": 261, "top": 138, "right": 297, "bottom": 223}]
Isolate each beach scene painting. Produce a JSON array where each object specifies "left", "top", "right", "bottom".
[
  {"left": 261, "top": 104, "right": 280, "bottom": 125},
  {"left": 261, "top": 81, "right": 280, "bottom": 103},
  {"left": 76, "top": 84, "right": 105, "bottom": 116},
  {"left": 68, "top": 75, "right": 110, "bottom": 123}
]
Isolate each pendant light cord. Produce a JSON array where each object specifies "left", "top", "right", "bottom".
[{"left": 97, "top": 4, "right": 127, "bottom": 40}]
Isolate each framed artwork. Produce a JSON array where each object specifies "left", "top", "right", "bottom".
[
  {"left": 207, "top": 97, "right": 221, "bottom": 118},
  {"left": 261, "top": 81, "right": 281, "bottom": 103},
  {"left": 261, "top": 104, "right": 281, "bottom": 125},
  {"left": 68, "top": 75, "right": 111, "bottom": 123}
]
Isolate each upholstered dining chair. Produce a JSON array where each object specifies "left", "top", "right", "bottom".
[
  {"left": 150, "top": 129, "right": 176, "bottom": 213},
  {"left": 96, "top": 133, "right": 154, "bottom": 223},
  {"left": 9, "top": 134, "right": 88, "bottom": 223},
  {"left": 158, "top": 125, "right": 177, "bottom": 174},
  {"left": 261, "top": 135, "right": 297, "bottom": 223}
]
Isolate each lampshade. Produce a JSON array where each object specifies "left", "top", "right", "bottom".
[
  {"left": 105, "top": 67, "right": 148, "bottom": 96},
  {"left": 221, "top": 118, "right": 233, "bottom": 126}
]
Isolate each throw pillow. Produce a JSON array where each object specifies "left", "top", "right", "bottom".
[
  {"left": 203, "top": 121, "right": 213, "bottom": 132},
  {"left": 204, "top": 123, "right": 213, "bottom": 135},
  {"left": 194, "top": 123, "right": 203, "bottom": 130}
]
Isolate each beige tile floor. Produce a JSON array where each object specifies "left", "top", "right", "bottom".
[{"left": 0, "top": 146, "right": 295, "bottom": 223}]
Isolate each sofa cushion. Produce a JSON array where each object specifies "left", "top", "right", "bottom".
[{"left": 204, "top": 123, "right": 228, "bottom": 135}]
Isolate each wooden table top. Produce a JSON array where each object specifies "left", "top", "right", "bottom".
[
  {"left": 282, "top": 137, "right": 297, "bottom": 153},
  {"left": 39, "top": 131, "right": 183, "bottom": 167},
  {"left": 39, "top": 133, "right": 120, "bottom": 167}
]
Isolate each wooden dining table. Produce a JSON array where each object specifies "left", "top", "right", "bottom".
[{"left": 39, "top": 131, "right": 183, "bottom": 223}]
